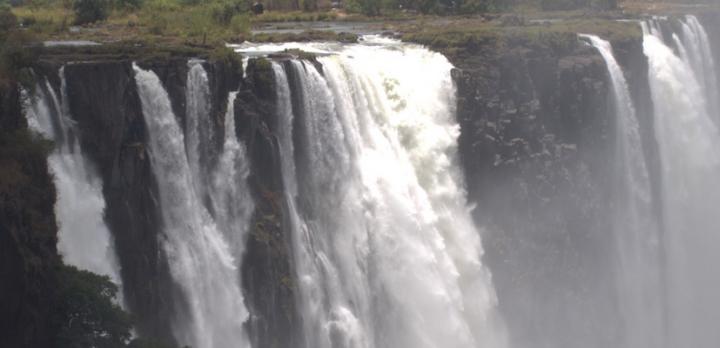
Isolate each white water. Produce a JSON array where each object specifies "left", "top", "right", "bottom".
[
  {"left": 582, "top": 34, "right": 663, "bottom": 348},
  {"left": 210, "top": 90, "right": 255, "bottom": 260},
  {"left": 258, "top": 37, "right": 506, "bottom": 348},
  {"left": 133, "top": 63, "right": 252, "bottom": 348},
  {"left": 25, "top": 70, "right": 122, "bottom": 286},
  {"left": 185, "top": 61, "right": 215, "bottom": 197},
  {"left": 643, "top": 19, "right": 720, "bottom": 348},
  {"left": 678, "top": 15, "right": 719, "bottom": 120}
]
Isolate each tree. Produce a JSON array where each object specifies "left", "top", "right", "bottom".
[
  {"left": 0, "top": 5, "right": 16, "bottom": 35},
  {"left": 53, "top": 265, "right": 132, "bottom": 348},
  {"left": 72, "top": 0, "right": 109, "bottom": 25}
]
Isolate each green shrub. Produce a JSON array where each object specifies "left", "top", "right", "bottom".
[
  {"left": 0, "top": 5, "right": 16, "bottom": 34},
  {"left": 0, "top": 31, "right": 39, "bottom": 87},
  {"left": 347, "top": 0, "right": 381, "bottom": 16},
  {"left": 115, "top": 0, "right": 142, "bottom": 10},
  {"left": 229, "top": 12, "right": 249, "bottom": 35},
  {"left": 210, "top": 0, "right": 245, "bottom": 25},
  {"left": 52, "top": 265, "right": 132, "bottom": 348},
  {"left": 72, "top": 0, "right": 109, "bottom": 25}
]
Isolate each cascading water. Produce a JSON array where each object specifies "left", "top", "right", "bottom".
[
  {"left": 24, "top": 70, "right": 121, "bottom": 285},
  {"left": 245, "top": 36, "right": 507, "bottom": 348},
  {"left": 677, "top": 15, "right": 719, "bottom": 120},
  {"left": 642, "top": 17, "right": 720, "bottom": 348},
  {"left": 133, "top": 63, "right": 253, "bottom": 348},
  {"left": 581, "top": 34, "right": 663, "bottom": 348}
]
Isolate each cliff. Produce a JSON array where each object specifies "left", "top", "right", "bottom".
[
  {"left": 2, "top": 13, "right": 716, "bottom": 347},
  {"left": 451, "top": 37, "right": 618, "bottom": 348},
  {"left": 26, "top": 47, "right": 302, "bottom": 346},
  {"left": 0, "top": 83, "right": 60, "bottom": 348}
]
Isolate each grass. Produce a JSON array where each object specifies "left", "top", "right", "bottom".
[
  {"left": 252, "top": 10, "right": 341, "bottom": 22},
  {"left": 12, "top": 5, "right": 73, "bottom": 35},
  {"left": 248, "top": 29, "right": 358, "bottom": 43},
  {"left": 8, "top": 0, "right": 716, "bottom": 61},
  {"left": 12, "top": 0, "right": 253, "bottom": 46},
  {"left": 400, "top": 15, "right": 642, "bottom": 59}
]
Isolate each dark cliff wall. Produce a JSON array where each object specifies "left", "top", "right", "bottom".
[
  {"left": 449, "top": 36, "right": 647, "bottom": 348},
  {"left": 237, "top": 58, "right": 301, "bottom": 348},
  {"left": 2, "top": 22, "right": 694, "bottom": 347},
  {"left": 59, "top": 60, "right": 176, "bottom": 342},
  {"left": 0, "top": 83, "right": 60, "bottom": 348},
  {"left": 29, "top": 55, "right": 301, "bottom": 347}
]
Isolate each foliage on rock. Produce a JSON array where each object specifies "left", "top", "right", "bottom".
[
  {"left": 73, "top": 0, "right": 109, "bottom": 25},
  {"left": 53, "top": 265, "right": 132, "bottom": 348}
]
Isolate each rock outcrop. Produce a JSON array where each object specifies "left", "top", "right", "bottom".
[
  {"left": 449, "top": 35, "right": 648, "bottom": 348},
  {"left": 0, "top": 83, "right": 60, "bottom": 348}
]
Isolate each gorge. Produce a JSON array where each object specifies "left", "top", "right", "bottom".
[{"left": 3, "top": 11, "right": 720, "bottom": 348}]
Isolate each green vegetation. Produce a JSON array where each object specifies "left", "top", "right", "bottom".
[
  {"left": 50, "top": 264, "right": 182, "bottom": 348},
  {"left": 2, "top": 0, "right": 716, "bottom": 48},
  {"left": 51, "top": 264, "right": 188, "bottom": 348},
  {"left": 73, "top": 0, "right": 110, "bottom": 24},
  {"left": 251, "top": 29, "right": 357, "bottom": 43},
  {"left": 399, "top": 15, "right": 641, "bottom": 59},
  {"left": 252, "top": 10, "right": 339, "bottom": 22},
  {"left": 0, "top": 5, "right": 37, "bottom": 88},
  {"left": 53, "top": 265, "right": 132, "bottom": 348},
  {"left": 9, "top": 0, "right": 253, "bottom": 45}
]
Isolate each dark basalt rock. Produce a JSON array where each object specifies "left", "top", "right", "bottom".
[
  {"left": 61, "top": 60, "right": 178, "bottom": 343},
  {"left": 451, "top": 38, "right": 621, "bottom": 348},
  {"left": 237, "top": 58, "right": 302, "bottom": 348},
  {"left": 0, "top": 83, "right": 60, "bottom": 348}
]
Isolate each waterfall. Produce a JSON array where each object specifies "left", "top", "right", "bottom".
[
  {"left": 643, "top": 19, "right": 720, "bottom": 348},
  {"left": 24, "top": 69, "right": 122, "bottom": 286},
  {"left": 259, "top": 37, "right": 506, "bottom": 348},
  {"left": 133, "top": 63, "right": 253, "bottom": 348},
  {"left": 581, "top": 34, "right": 663, "bottom": 348},
  {"left": 678, "top": 15, "right": 719, "bottom": 120},
  {"left": 210, "top": 90, "right": 255, "bottom": 260}
]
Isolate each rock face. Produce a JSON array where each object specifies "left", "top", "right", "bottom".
[
  {"left": 25, "top": 56, "right": 301, "bottom": 347},
  {"left": 237, "top": 58, "right": 300, "bottom": 348},
  {"left": 60, "top": 60, "right": 176, "bottom": 342},
  {"left": 1, "top": 40, "right": 632, "bottom": 347},
  {"left": 0, "top": 83, "right": 60, "bottom": 348},
  {"left": 449, "top": 34, "right": 655, "bottom": 348}
]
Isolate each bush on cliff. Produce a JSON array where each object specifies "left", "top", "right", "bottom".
[
  {"left": 209, "top": 0, "right": 244, "bottom": 24},
  {"left": 50, "top": 264, "right": 185, "bottom": 348},
  {"left": 73, "top": 0, "right": 109, "bottom": 24},
  {"left": 116, "top": 0, "right": 143, "bottom": 10},
  {"left": 0, "top": 6, "right": 37, "bottom": 88},
  {"left": 0, "top": 5, "right": 16, "bottom": 33},
  {"left": 52, "top": 265, "right": 132, "bottom": 348}
]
